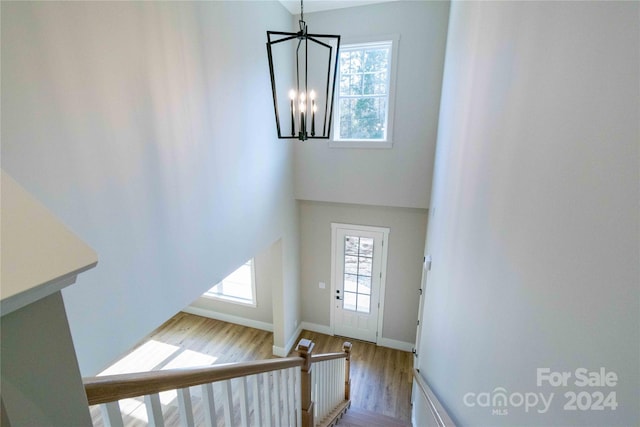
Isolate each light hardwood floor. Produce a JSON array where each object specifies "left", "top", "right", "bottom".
[{"left": 89, "top": 312, "right": 413, "bottom": 425}]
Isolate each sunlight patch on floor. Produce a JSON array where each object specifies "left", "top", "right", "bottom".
[
  {"left": 98, "top": 340, "right": 181, "bottom": 376},
  {"left": 161, "top": 349, "right": 218, "bottom": 369}
]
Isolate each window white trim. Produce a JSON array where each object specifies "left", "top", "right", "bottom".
[
  {"left": 330, "top": 34, "right": 400, "bottom": 149},
  {"left": 204, "top": 259, "right": 257, "bottom": 308}
]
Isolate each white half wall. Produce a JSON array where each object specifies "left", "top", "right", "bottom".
[
  {"left": 293, "top": 1, "right": 450, "bottom": 209},
  {"left": 418, "top": 1, "right": 639, "bottom": 426},
  {"left": 1, "top": 1, "right": 300, "bottom": 375}
]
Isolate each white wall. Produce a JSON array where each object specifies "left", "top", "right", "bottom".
[
  {"left": 1, "top": 1, "right": 300, "bottom": 375},
  {"left": 418, "top": 1, "right": 639, "bottom": 426},
  {"left": 299, "top": 200, "right": 427, "bottom": 345},
  {"left": 293, "top": 1, "right": 450, "bottom": 209}
]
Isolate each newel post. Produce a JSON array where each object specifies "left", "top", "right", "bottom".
[
  {"left": 343, "top": 342, "right": 352, "bottom": 401},
  {"left": 297, "top": 339, "right": 315, "bottom": 427}
]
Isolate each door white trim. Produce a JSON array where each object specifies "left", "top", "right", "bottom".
[
  {"left": 330, "top": 223, "right": 390, "bottom": 344},
  {"left": 413, "top": 255, "right": 430, "bottom": 368}
]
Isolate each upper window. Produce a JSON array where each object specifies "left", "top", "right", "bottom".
[
  {"left": 204, "top": 259, "right": 256, "bottom": 307},
  {"left": 331, "top": 35, "right": 399, "bottom": 149}
]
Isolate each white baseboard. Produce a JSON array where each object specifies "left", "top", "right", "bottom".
[
  {"left": 300, "top": 322, "right": 413, "bottom": 353},
  {"left": 272, "top": 345, "right": 287, "bottom": 357},
  {"left": 183, "top": 307, "right": 273, "bottom": 332},
  {"left": 299, "top": 321, "right": 332, "bottom": 335},
  {"left": 377, "top": 336, "right": 414, "bottom": 352},
  {"left": 273, "top": 323, "right": 304, "bottom": 357}
]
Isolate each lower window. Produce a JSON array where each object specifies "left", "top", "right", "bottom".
[{"left": 204, "top": 259, "right": 256, "bottom": 307}]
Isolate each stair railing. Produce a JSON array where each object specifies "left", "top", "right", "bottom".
[
  {"left": 83, "top": 339, "right": 352, "bottom": 427},
  {"left": 297, "top": 339, "right": 352, "bottom": 427}
]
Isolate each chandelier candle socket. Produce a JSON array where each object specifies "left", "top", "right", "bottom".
[{"left": 266, "top": 0, "right": 340, "bottom": 141}]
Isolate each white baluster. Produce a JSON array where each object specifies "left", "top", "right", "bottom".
[
  {"left": 251, "top": 374, "right": 262, "bottom": 426},
  {"left": 312, "top": 367, "right": 318, "bottom": 418},
  {"left": 262, "top": 372, "right": 273, "bottom": 427},
  {"left": 332, "top": 361, "right": 336, "bottom": 407},
  {"left": 222, "top": 380, "right": 233, "bottom": 426},
  {"left": 338, "top": 359, "right": 343, "bottom": 403},
  {"left": 201, "top": 383, "right": 216, "bottom": 427},
  {"left": 177, "top": 388, "right": 194, "bottom": 427},
  {"left": 238, "top": 377, "right": 249, "bottom": 427},
  {"left": 287, "top": 367, "right": 295, "bottom": 427},
  {"left": 273, "top": 370, "right": 281, "bottom": 427},
  {"left": 295, "top": 367, "right": 302, "bottom": 427},
  {"left": 328, "top": 361, "right": 334, "bottom": 413},
  {"left": 144, "top": 393, "right": 165, "bottom": 427},
  {"left": 319, "top": 361, "right": 326, "bottom": 418},
  {"left": 332, "top": 359, "right": 338, "bottom": 405},
  {"left": 100, "top": 401, "right": 124, "bottom": 427},
  {"left": 280, "top": 368, "right": 289, "bottom": 425}
]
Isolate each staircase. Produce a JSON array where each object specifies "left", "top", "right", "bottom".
[
  {"left": 84, "top": 337, "right": 455, "bottom": 427},
  {"left": 336, "top": 407, "right": 410, "bottom": 427},
  {"left": 84, "top": 338, "right": 353, "bottom": 427}
]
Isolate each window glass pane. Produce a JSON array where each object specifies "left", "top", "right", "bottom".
[
  {"left": 363, "top": 74, "right": 376, "bottom": 95},
  {"left": 340, "top": 74, "right": 350, "bottom": 96},
  {"left": 349, "top": 50, "right": 363, "bottom": 74},
  {"left": 349, "top": 74, "right": 362, "bottom": 96},
  {"left": 339, "top": 98, "right": 354, "bottom": 139},
  {"left": 205, "top": 259, "right": 254, "bottom": 305},
  {"left": 364, "top": 48, "right": 389, "bottom": 72},
  {"left": 374, "top": 71, "right": 388, "bottom": 94},
  {"left": 357, "top": 294, "right": 370, "bottom": 313},
  {"left": 335, "top": 41, "right": 393, "bottom": 142},
  {"left": 344, "top": 274, "right": 358, "bottom": 292},
  {"left": 344, "top": 292, "right": 357, "bottom": 311},
  {"left": 340, "top": 51, "right": 351, "bottom": 75}
]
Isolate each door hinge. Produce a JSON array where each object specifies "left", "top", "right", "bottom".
[
  {"left": 417, "top": 319, "right": 420, "bottom": 326},
  {"left": 418, "top": 288, "right": 423, "bottom": 296},
  {"left": 425, "top": 255, "right": 432, "bottom": 271}
]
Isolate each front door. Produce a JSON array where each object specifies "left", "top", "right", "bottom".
[{"left": 331, "top": 224, "right": 389, "bottom": 343}]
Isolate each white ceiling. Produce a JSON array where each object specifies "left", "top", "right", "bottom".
[{"left": 278, "top": 0, "right": 397, "bottom": 15}]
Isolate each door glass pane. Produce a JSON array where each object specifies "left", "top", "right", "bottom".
[
  {"left": 345, "top": 237, "right": 359, "bottom": 255},
  {"left": 357, "top": 276, "right": 371, "bottom": 295},
  {"left": 358, "top": 256, "right": 372, "bottom": 276},
  {"left": 342, "top": 234, "right": 375, "bottom": 313},
  {"left": 359, "top": 237, "right": 374, "bottom": 256},
  {"left": 344, "top": 292, "right": 357, "bottom": 311},
  {"left": 357, "top": 294, "right": 370, "bottom": 313},
  {"left": 344, "top": 255, "right": 358, "bottom": 274},
  {"left": 344, "top": 274, "right": 358, "bottom": 292}
]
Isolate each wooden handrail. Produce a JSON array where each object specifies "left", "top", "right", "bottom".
[
  {"left": 310, "top": 351, "right": 348, "bottom": 363},
  {"left": 84, "top": 338, "right": 353, "bottom": 427},
  {"left": 412, "top": 369, "right": 456, "bottom": 427},
  {"left": 84, "top": 356, "right": 303, "bottom": 405}
]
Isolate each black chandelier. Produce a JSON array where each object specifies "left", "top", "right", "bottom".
[{"left": 266, "top": 0, "right": 341, "bottom": 141}]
